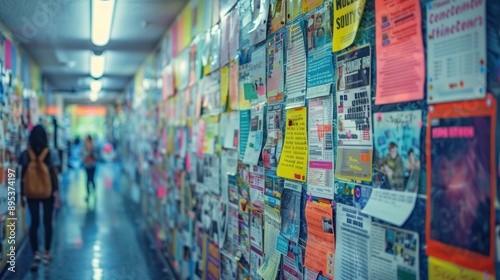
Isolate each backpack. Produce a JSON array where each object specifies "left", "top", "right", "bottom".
[{"left": 23, "top": 148, "right": 52, "bottom": 199}]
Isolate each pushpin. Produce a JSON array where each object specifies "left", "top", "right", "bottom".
[
  {"left": 377, "top": 112, "right": 382, "bottom": 121},
  {"left": 331, "top": 200, "right": 335, "bottom": 208},
  {"left": 418, "top": 120, "right": 423, "bottom": 127},
  {"left": 347, "top": 130, "right": 351, "bottom": 139}
]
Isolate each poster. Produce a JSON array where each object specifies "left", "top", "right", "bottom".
[
  {"left": 283, "top": 242, "right": 304, "bottom": 280},
  {"left": 280, "top": 180, "right": 302, "bottom": 242},
  {"left": 285, "top": 20, "right": 308, "bottom": 109},
  {"left": 271, "top": 0, "right": 287, "bottom": 32},
  {"left": 267, "top": 30, "right": 286, "bottom": 103},
  {"left": 426, "top": 95, "right": 496, "bottom": 274},
  {"left": 332, "top": 0, "right": 366, "bottom": 52},
  {"left": 277, "top": 107, "right": 308, "bottom": 182},
  {"left": 428, "top": 257, "right": 495, "bottom": 280},
  {"left": 202, "top": 235, "right": 221, "bottom": 280},
  {"left": 307, "top": 95, "right": 334, "bottom": 199},
  {"left": 375, "top": 0, "right": 425, "bottom": 105},
  {"left": 249, "top": 165, "right": 266, "bottom": 210},
  {"left": 263, "top": 103, "right": 284, "bottom": 170},
  {"left": 250, "top": 209, "right": 264, "bottom": 250},
  {"left": 334, "top": 204, "right": 370, "bottom": 280},
  {"left": 304, "top": 200, "right": 335, "bottom": 280},
  {"left": 243, "top": 105, "right": 265, "bottom": 165},
  {"left": 360, "top": 110, "right": 421, "bottom": 226},
  {"left": 257, "top": 205, "right": 282, "bottom": 280},
  {"left": 335, "top": 45, "right": 373, "bottom": 181},
  {"left": 370, "top": 223, "right": 419, "bottom": 280},
  {"left": 426, "top": 0, "right": 486, "bottom": 104},
  {"left": 306, "top": 5, "right": 334, "bottom": 99}
]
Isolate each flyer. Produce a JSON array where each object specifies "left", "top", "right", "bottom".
[
  {"left": 360, "top": 110, "right": 421, "bottom": 225},
  {"left": 271, "top": 0, "right": 286, "bottom": 32},
  {"left": 334, "top": 204, "right": 370, "bottom": 280},
  {"left": 239, "top": 0, "right": 270, "bottom": 46},
  {"left": 229, "top": 60, "right": 239, "bottom": 110},
  {"left": 257, "top": 205, "right": 282, "bottom": 280},
  {"left": 202, "top": 116, "right": 219, "bottom": 155},
  {"left": 262, "top": 103, "right": 284, "bottom": 170},
  {"left": 250, "top": 209, "right": 264, "bottom": 250},
  {"left": 222, "top": 204, "right": 240, "bottom": 255},
  {"left": 202, "top": 235, "right": 221, "bottom": 280},
  {"left": 239, "top": 164, "right": 252, "bottom": 213},
  {"left": 277, "top": 107, "right": 308, "bottom": 182},
  {"left": 335, "top": 45, "right": 373, "bottom": 181},
  {"left": 243, "top": 105, "right": 265, "bottom": 165},
  {"left": 242, "top": 46, "right": 267, "bottom": 105},
  {"left": 304, "top": 200, "right": 335, "bottom": 280},
  {"left": 285, "top": 20, "right": 308, "bottom": 109},
  {"left": 228, "top": 175, "right": 240, "bottom": 207},
  {"left": 239, "top": 212, "right": 251, "bottom": 261},
  {"left": 287, "top": 0, "right": 302, "bottom": 22},
  {"left": 426, "top": 95, "right": 496, "bottom": 274},
  {"left": 332, "top": 0, "right": 366, "bottom": 52},
  {"left": 220, "top": 251, "right": 238, "bottom": 280},
  {"left": 370, "top": 223, "right": 419, "bottom": 280},
  {"left": 280, "top": 180, "right": 302, "bottom": 243},
  {"left": 282, "top": 242, "right": 304, "bottom": 280},
  {"left": 426, "top": 0, "right": 486, "bottom": 104},
  {"left": 428, "top": 257, "right": 495, "bottom": 280},
  {"left": 306, "top": 4, "right": 334, "bottom": 99},
  {"left": 267, "top": 30, "right": 286, "bottom": 103},
  {"left": 375, "top": 0, "right": 425, "bottom": 105},
  {"left": 249, "top": 165, "right": 266, "bottom": 210},
  {"left": 250, "top": 247, "right": 264, "bottom": 280},
  {"left": 203, "top": 154, "right": 221, "bottom": 195},
  {"left": 221, "top": 110, "right": 240, "bottom": 150},
  {"left": 201, "top": 72, "right": 223, "bottom": 116},
  {"left": 264, "top": 171, "right": 285, "bottom": 211},
  {"left": 239, "top": 109, "right": 251, "bottom": 160},
  {"left": 307, "top": 95, "right": 334, "bottom": 199},
  {"left": 239, "top": 63, "right": 253, "bottom": 109},
  {"left": 302, "top": 0, "right": 323, "bottom": 13}
]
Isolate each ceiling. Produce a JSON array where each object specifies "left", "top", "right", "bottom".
[{"left": 0, "top": 0, "right": 186, "bottom": 103}]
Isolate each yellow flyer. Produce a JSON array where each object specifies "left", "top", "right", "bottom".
[
  {"left": 429, "top": 257, "right": 495, "bottom": 280},
  {"left": 332, "top": 0, "right": 366, "bottom": 52},
  {"left": 302, "top": 0, "right": 324, "bottom": 13},
  {"left": 220, "top": 65, "right": 229, "bottom": 109},
  {"left": 277, "top": 107, "right": 308, "bottom": 182}
]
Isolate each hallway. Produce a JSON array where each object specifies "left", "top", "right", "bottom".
[{"left": 2, "top": 164, "right": 173, "bottom": 280}]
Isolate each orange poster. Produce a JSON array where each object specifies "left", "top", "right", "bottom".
[
  {"left": 426, "top": 94, "right": 497, "bottom": 275},
  {"left": 304, "top": 200, "right": 335, "bottom": 279},
  {"left": 375, "top": 0, "right": 425, "bottom": 104}
]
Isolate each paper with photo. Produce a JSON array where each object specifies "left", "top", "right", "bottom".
[
  {"left": 271, "top": 0, "right": 286, "bottom": 32},
  {"left": 277, "top": 107, "right": 308, "bottom": 182},
  {"left": 285, "top": 20, "right": 307, "bottom": 109},
  {"left": 239, "top": 63, "right": 254, "bottom": 109},
  {"left": 247, "top": 46, "right": 267, "bottom": 105},
  {"left": 264, "top": 171, "right": 285, "bottom": 211},
  {"left": 426, "top": 0, "right": 486, "bottom": 104},
  {"left": 335, "top": 45, "right": 373, "bottom": 181},
  {"left": 243, "top": 105, "right": 265, "bottom": 165},
  {"left": 334, "top": 204, "right": 370, "bottom": 280},
  {"left": 306, "top": 5, "right": 334, "bottom": 99},
  {"left": 249, "top": 165, "right": 266, "bottom": 210},
  {"left": 304, "top": 200, "right": 335, "bottom": 280},
  {"left": 307, "top": 95, "right": 334, "bottom": 199},
  {"left": 239, "top": 109, "right": 251, "bottom": 160},
  {"left": 375, "top": 0, "right": 425, "bottom": 105},
  {"left": 287, "top": 0, "right": 302, "bottom": 21},
  {"left": 332, "top": 0, "right": 365, "bottom": 51},
  {"left": 263, "top": 103, "right": 284, "bottom": 170},
  {"left": 257, "top": 205, "right": 282, "bottom": 280},
  {"left": 250, "top": 209, "right": 264, "bottom": 250},
  {"left": 267, "top": 30, "right": 285, "bottom": 103},
  {"left": 426, "top": 96, "right": 496, "bottom": 274},
  {"left": 370, "top": 223, "right": 419, "bottom": 280},
  {"left": 280, "top": 180, "right": 302, "bottom": 243}
]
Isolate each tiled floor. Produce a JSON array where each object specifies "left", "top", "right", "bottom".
[{"left": 2, "top": 163, "right": 174, "bottom": 280}]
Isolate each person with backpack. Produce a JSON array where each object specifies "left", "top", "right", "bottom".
[
  {"left": 82, "top": 135, "right": 98, "bottom": 201},
  {"left": 19, "top": 125, "right": 61, "bottom": 269}
]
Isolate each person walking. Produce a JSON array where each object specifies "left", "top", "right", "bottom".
[
  {"left": 19, "top": 125, "right": 61, "bottom": 269},
  {"left": 83, "top": 135, "right": 98, "bottom": 201}
]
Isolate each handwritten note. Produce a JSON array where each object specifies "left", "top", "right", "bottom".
[{"left": 277, "top": 107, "right": 308, "bottom": 182}]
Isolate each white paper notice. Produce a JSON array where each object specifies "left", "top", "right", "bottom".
[
  {"left": 334, "top": 204, "right": 371, "bottom": 280},
  {"left": 426, "top": 0, "right": 486, "bottom": 104},
  {"left": 285, "top": 21, "right": 307, "bottom": 109},
  {"left": 222, "top": 111, "right": 240, "bottom": 150},
  {"left": 307, "top": 95, "right": 334, "bottom": 199},
  {"left": 370, "top": 223, "right": 419, "bottom": 280},
  {"left": 361, "top": 188, "right": 417, "bottom": 226}
]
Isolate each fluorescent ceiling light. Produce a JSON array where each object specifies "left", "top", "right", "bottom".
[
  {"left": 90, "top": 80, "right": 102, "bottom": 92},
  {"left": 89, "top": 91, "right": 99, "bottom": 102},
  {"left": 91, "top": 0, "right": 116, "bottom": 46},
  {"left": 90, "top": 54, "right": 105, "bottom": 78}
]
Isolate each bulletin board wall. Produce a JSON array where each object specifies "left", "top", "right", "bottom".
[{"left": 121, "top": 0, "right": 500, "bottom": 279}]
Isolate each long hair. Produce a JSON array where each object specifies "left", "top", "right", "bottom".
[{"left": 29, "top": 125, "right": 48, "bottom": 155}]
